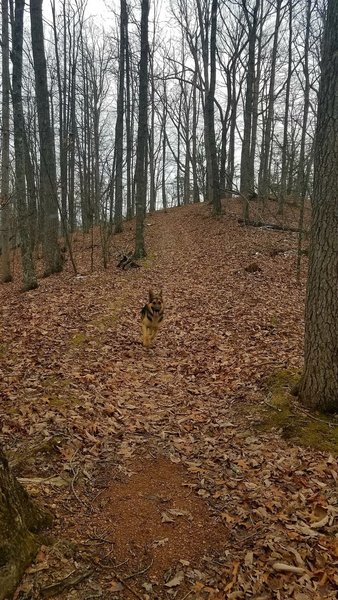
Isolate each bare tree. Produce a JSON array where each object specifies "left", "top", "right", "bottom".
[
  {"left": 134, "top": 0, "right": 149, "bottom": 258},
  {"left": 240, "top": 0, "right": 260, "bottom": 220},
  {"left": 125, "top": 9, "right": 133, "bottom": 220},
  {"left": 30, "top": 0, "right": 62, "bottom": 276},
  {"left": 114, "top": 0, "right": 127, "bottom": 232},
  {"left": 298, "top": 0, "right": 338, "bottom": 413},
  {"left": 279, "top": 0, "right": 294, "bottom": 215},
  {"left": 11, "top": 0, "right": 37, "bottom": 290},
  {"left": 196, "top": 0, "right": 221, "bottom": 214},
  {"left": 258, "top": 0, "right": 283, "bottom": 200},
  {"left": 1, "top": 0, "right": 12, "bottom": 282}
]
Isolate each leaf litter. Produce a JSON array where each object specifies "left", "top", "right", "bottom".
[{"left": 0, "top": 201, "right": 337, "bottom": 599}]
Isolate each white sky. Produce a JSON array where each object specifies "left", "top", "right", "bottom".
[{"left": 43, "top": 0, "right": 115, "bottom": 29}]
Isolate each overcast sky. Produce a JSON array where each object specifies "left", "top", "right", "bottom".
[{"left": 43, "top": 0, "right": 115, "bottom": 29}]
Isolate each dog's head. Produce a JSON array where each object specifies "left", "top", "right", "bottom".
[{"left": 148, "top": 289, "right": 163, "bottom": 315}]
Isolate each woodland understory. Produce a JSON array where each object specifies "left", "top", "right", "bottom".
[{"left": 0, "top": 200, "right": 337, "bottom": 600}]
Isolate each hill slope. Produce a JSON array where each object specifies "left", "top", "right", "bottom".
[{"left": 0, "top": 203, "right": 337, "bottom": 599}]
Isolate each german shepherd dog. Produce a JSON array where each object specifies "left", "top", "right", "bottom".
[{"left": 141, "top": 289, "right": 164, "bottom": 347}]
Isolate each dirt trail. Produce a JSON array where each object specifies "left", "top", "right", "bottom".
[{"left": 1, "top": 203, "right": 337, "bottom": 599}]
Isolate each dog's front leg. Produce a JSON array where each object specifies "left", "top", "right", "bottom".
[{"left": 142, "top": 324, "right": 151, "bottom": 347}]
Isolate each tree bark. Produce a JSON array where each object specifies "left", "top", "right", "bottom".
[
  {"left": 1, "top": 0, "right": 12, "bottom": 283},
  {"left": 298, "top": 0, "right": 338, "bottom": 413},
  {"left": 30, "top": 0, "right": 62, "bottom": 276},
  {"left": 12, "top": 0, "right": 38, "bottom": 290},
  {"left": 259, "top": 0, "right": 282, "bottom": 199},
  {"left": 0, "top": 447, "right": 51, "bottom": 600},
  {"left": 196, "top": 0, "right": 221, "bottom": 214},
  {"left": 279, "top": 0, "right": 293, "bottom": 215},
  {"left": 125, "top": 10, "right": 133, "bottom": 220},
  {"left": 240, "top": 0, "right": 260, "bottom": 221},
  {"left": 134, "top": 0, "right": 149, "bottom": 259},
  {"left": 114, "top": 0, "right": 126, "bottom": 232}
]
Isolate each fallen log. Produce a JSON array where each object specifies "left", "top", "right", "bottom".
[
  {"left": 117, "top": 253, "right": 140, "bottom": 270},
  {"left": 237, "top": 219, "right": 308, "bottom": 234}
]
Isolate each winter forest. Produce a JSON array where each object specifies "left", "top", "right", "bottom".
[
  {"left": 0, "top": 0, "right": 338, "bottom": 598},
  {"left": 1, "top": 0, "right": 324, "bottom": 276}
]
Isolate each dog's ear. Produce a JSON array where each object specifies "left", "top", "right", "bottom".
[
  {"left": 159, "top": 289, "right": 163, "bottom": 299},
  {"left": 149, "top": 289, "right": 154, "bottom": 302}
]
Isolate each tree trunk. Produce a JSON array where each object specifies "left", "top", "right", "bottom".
[
  {"left": 12, "top": 0, "right": 38, "bottom": 290},
  {"left": 51, "top": 0, "right": 67, "bottom": 234},
  {"left": 192, "top": 70, "right": 200, "bottom": 203},
  {"left": 30, "top": 0, "right": 62, "bottom": 276},
  {"left": 125, "top": 12, "right": 133, "bottom": 220},
  {"left": 196, "top": 0, "right": 221, "bottom": 214},
  {"left": 23, "top": 126, "right": 38, "bottom": 251},
  {"left": 0, "top": 447, "right": 51, "bottom": 599},
  {"left": 240, "top": 0, "right": 259, "bottom": 221},
  {"left": 149, "top": 25, "right": 156, "bottom": 213},
  {"left": 298, "top": 0, "right": 338, "bottom": 413},
  {"left": 279, "top": 0, "right": 293, "bottom": 215},
  {"left": 134, "top": 0, "right": 149, "bottom": 259},
  {"left": 1, "top": 0, "right": 12, "bottom": 283},
  {"left": 259, "top": 0, "right": 282, "bottom": 199},
  {"left": 114, "top": 0, "right": 126, "bottom": 233},
  {"left": 161, "top": 75, "right": 168, "bottom": 211}
]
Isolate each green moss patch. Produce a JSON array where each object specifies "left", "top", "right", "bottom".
[
  {"left": 70, "top": 332, "right": 87, "bottom": 346},
  {"left": 90, "top": 300, "right": 124, "bottom": 330},
  {"left": 41, "top": 377, "right": 79, "bottom": 408},
  {"left": 254, "top": 370, "right": 338, "bottom": 455},
  {"left": 139, "top": 250, "right": 156, "bottom": 269}
]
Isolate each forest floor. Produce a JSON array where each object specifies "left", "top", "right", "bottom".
[{"left": 0, "top": 200, "right": 337, "bottom": 600}]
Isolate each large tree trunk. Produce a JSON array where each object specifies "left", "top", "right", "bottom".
[
  {"left": 125, "top": 7, "right": 133, "bottom": 221},
  {"left": 298, "top": 0, "right": 338, "bottom": 413},
  {"left": 0, "top": 447, "right": 51, "bottom": 599},
  {"left": 134, "top": 0, "right": 149, "bottom": 259},
  {"left": 149, "top": 27, "right": 156, "bottom": 213},
  {"left": 51, "top": 0, "right": 67, "bottom": 234},
  {"left": 191, "top": 69, "right": 200, "bottom": 204},
  {"left": 1, "top": 0, "right": 12, "bottom": 283},
  {"left": 12, "top": 0, "right": 38, "bottom": 291},
  {"left": 258, "top": 0, "right": 282, "bottom": 199},
  {"left": 196, "top": 0, "right": 221, "bottom": 215},
  {"left": 240, "top": 0, "right": 260, "bottom": 221},
  {"left": 279, "top": 0, "right": 293, "bottom": 215},
  {"left": 114, "top": 0, "right": 126, "bottom": 233},
  {"left": 30, "top": 0, "right": 62, "bottom": 276}
]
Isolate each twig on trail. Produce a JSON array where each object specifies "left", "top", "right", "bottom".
[
  {"left": 40, "top": 567, "right": 94, "bottom": 598},
  {"left": 70, "top": 465, "right": 90, "bottom": 509},
  {"left": 87, "top": 534, "right": 114, "bottom": 545},
  {"left": 297, "top": 408, "right": 337, "bottom": 428},
  {"left": 123, "top": 558, "right": 154, "bottom": 580},
  {"left": 108, "top": 569, "right": 144, "bottom": 600},
  {"left": 233, "top": 527, "right": 267, "bottom": 543},
  {"left": 179, "top": 591, "right": 193, "bottom": 600},
  {"left": 68, "top": 448, "right": 92, "bottom": 509},
  {"left": 93, "top": 552, "right": 128, "bottom": 570},
  {"left": 263, "top": 400, "right": 283, "bottom": 412},
  {"left": 93, "top": 553, "right": 152, "bottom": 598},
  {"left": 89, "top": 551, "right": 144, "bottom": 599}
]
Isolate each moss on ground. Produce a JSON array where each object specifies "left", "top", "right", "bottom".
[
  {"left": 70, "top": 332, "right": 87, "bottom": 346},
  {"left": 254, "top": 369, "right": 338, "bottom": 455},
  {"left": 139, "top": 250, "right": 156, "bottom": 269},
  {"left": 41, "top": 377, "right": 79, "bottom": 407},
  {"left": 90, "top": 299, "right": 125, "bottom": 330}
]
